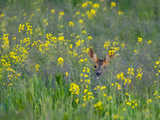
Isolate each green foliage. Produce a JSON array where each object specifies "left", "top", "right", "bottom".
[{"left": 0, "top": 0, "right": 160, "bottom": 120}]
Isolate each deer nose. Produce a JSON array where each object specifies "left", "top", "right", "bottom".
[{"left": 96, "top": 72, "right": 101, "bottom": 76}]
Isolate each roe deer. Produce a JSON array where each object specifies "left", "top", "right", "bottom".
[{"left": 88, "top": 48, "right": 116, "bottom": 78}]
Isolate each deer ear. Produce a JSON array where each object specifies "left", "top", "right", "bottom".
[
  {"left": 103, "top": 54, "right": 110, "bottom": 67},
  {"left": 88, "top": 48, "right": 98, "bottom": 63},
  {"left": 103, "top": 50, "right": 117, "bottom": 67}
]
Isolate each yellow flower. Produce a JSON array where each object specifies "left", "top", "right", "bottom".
[
  {"left": 68, "top": 21, "right": 75, "bottom": 27},
  {"left": 43, "top": 19, "right": 48, "bottom": 26},
  {"left": 80, "top": 73, "right": 84, "bottom": 77},
  {"left": 75, "top": 98, "right": 79, "bottom": 104},
  {"left": 78, "top": 19, "right": 84, "bottom": 24},
  {"left": 69, "top": 44, "right": 73, "bottom": 49},
  {"left": 88, "top": 35, "right": 93, "bottom": 40},
  {"left": 65, "top": 72, "right": 69, "bottom": 77},
  {"left": 12, "top": 36, "right": 16, "bottom": 40},
  {"left": 117, "top": 83, "right": 121, "bottom": 90},
  {"left": 75, "top": 40, "right": 81, "bottom": 47},
  {"left": 35, "top": 64, "right": 40, "bottom": 72},
  {"left": 126, "top": 101, "right": 131, "bottom": 106},
  {"left": 111, "top": 2, "right": 116, "bottom": 8},
  {"left": 108, "top": 49, "right": 115, "bottom": 56},
  {"left": 147, "top": 99, "right": 152, "bottom": 104},
  {"left": 153, "top": 90, "right": 158, "bottom": 96},
  {"left": 0, "top": 13, "right": 5, "bottom": 17},
  {"left": 118, "top": 10, "right": 124, "bottom": 15},
  {"left": 90, "top": 9, "right": 96, "bottom": 15},
  {"left": 26, "top": 22, "right": 32, "bottom": 35},
  {"left": 147, "top": 40, "right": 152, "bottom": 45},
  {"left": 103, "top": 93, "right": 107, "bottom": 97},
  {"left": 92, "top": 3, "right": 100, "bottom": 8},
  {"left": 94, "top": 101, "right": 103, "bottom": 110},
  {"left": 75, "top": 11, "right": 80, "bottom": 16},
  {"left": 86, "top": 67, "right": 90, "bottom": 73},
  {"left": 58, "top": 36, "right": 64, "bottom": 41},
  {"left": 59, "top": 11, "right": 64, "bottom": 16},
  {"left": 155, "top": 61, "right": 159, "bottom": 65},
  {"left": 134, "top": 49, "right": 138, "bottom": 54},
  {"left": 84, "top": 74, "right": 88, "bottom": 78},
  {"left": 127, "top": 67, "right": 134, "bottom": 76},
  {"left": 18, "top": 24, "right": 25, "bottom": 32},
  {"left": 69, "top": 83, "right": 80, "bottom": 95},
  {"left": 81, "top": 30, "right": 87, "bottom": 34},
  {"left": 82, "top": 2, "right": 88, "bottom": 8},
  {"left": 116, "top": 73, "right": 121, "bottom": 80},
  {"left": 57, "top": 57, "right": 64, "bottom": 65},
  {"left": 136, "top": 72, "right": 143, "bottom": 80},
  {"left": 138, "top": 37, "right": 143, "bottom": 43},
  {"left": 104, "top": 41, "right": 110, "bottom": 49},
  {"left": 80, "top": 58, "right": 84, "bottom": 63},
  {"left": 82, "top": 103, "right": 86, "bottom": 107},
  {"left": 107, "top": 96, "right": 112, "bottom": 101},
  {"left": 84, "top": 89, "right": 88, "bottom": 94},
  {"left": 86, "top": 9, "right": 96, "bottom": 19},
  {"left": 121, "top": 43, "right": 125, "bottom": 48},
  {"left": 100, "top": 86, "right": 106, "bottom": 90},
  {"left": 125, "top": 92, "right": 129, "bottom": 96},
  {"left": 113, "top": 114, "right": 119, "bottom": 120},
  {"left": 50, "top": 9, "right": 55, "bottom": 14}
]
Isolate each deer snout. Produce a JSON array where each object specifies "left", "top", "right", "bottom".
[{"left": 96, "top": 71, "right": 102, "bottom": 76}]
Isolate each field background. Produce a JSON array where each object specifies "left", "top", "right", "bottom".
[{"left": 0, "top": 0, "right": 160, "bottom": 120}]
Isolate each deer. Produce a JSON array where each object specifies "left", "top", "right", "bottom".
[{"left": 88, "top": 48, "right": 117, "bottom": 78}]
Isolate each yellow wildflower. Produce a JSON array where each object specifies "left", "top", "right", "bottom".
[
  {"left": 111, "top": 2, "right": 116, "bottom": 8},
  {"left": 82, "top": 2, "right": 88, "bottom": 8},
  {"left": 127, "top": 67, "right": 134, "bottom": 76},
  {"left": 94, "top": 101, "right": 103, "bottom": 110},
  {"left": 147, "top": 40, "right": 152, "bottom": 45},
  {"left": 35, "top": 64, "right": 40, "bottom": 72},
  {"left": 118, "top": 10, "right": 124, "bottom": 15},
  {"left": 75, "top": 98, "right": 79, "bottom": 104},
  {"left": 18, "top": 24, "right": 25, "bottom": 32},
  {"left": 137, "top": 37, "right": 143, "bottom": 43},
  {"left": 0, "top": 13, "right": 5, "bottom": 17},
  {"left": 57, "top": 57, "right": 64, "bottom": 65},
  {"left": 104, "top": 41, "right": 110, "bottom": 49},
  {"left": 69, "top": 83, "right": 80, "bottom": 95},
  {"left": 75, "top": 11, "right": 80, "bottom": 16},
  {"left": 78, "top": 19, "right": 84, "bottom": 24},
  {"left": 68, "top": 21, "right": 75, "bottom": 27},
  {"left": 58, "top": 36, "right": 64, "bottom": 41},
  {"left": 50, "top": 9, "right": 55, "bottom": 14},
  {"left": 65, "top": 72, "right": 69, "bottom": 77},
  {"left": 147, "top": 99, "right": 152, "bottom": 104},
  {"left": 59, "top": 11, "right": 64, "bottom": 16},
  {"left": 92, "top": 3, "right": 100, "bottom": 8}
]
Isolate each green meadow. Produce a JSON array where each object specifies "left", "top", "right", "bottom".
[{"left": 0, "top": 0, "right": 160, "bottom": 119}]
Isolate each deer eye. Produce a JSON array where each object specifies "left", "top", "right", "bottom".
[{"left": 94, "top": 65, "right": 97, "bottom": 68}]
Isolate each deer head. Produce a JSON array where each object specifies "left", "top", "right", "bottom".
[{"left": 88, "top": 48, "right": 115, "bottom": 77}]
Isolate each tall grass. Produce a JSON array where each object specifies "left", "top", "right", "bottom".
[{"left": 0, "top": 0, "right": 160, "bottom": 119}]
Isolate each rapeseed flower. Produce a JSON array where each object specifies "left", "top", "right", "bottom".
[
  {"left": 94, "top": 101, "right": 103, "bottom": 110},
  {"left": 69, "top": 83, "right": 80, "bottom": 95},
  {"left": 137, "top": 37, "right": 143, "bottom": 43},
  {"left": 68, "top": 21, "right": 75, "bottom": 27},
  {"left": 50, "top": 9, "right": 55, "bottom": 14},
  {"left": 147, "top": 40, "right": 152, "bottom": 45},
  {"left": 92, "top": 3, "right": 100, "bottom": 8},
  {"left": 35, "top": 64, "right": 40, "bottom": 72},
  {"left": 57, "top": 57, "right": 64, "bottom": 65},
  {"left": 111, "top": 2, "right": 116, "bottom": 8}
]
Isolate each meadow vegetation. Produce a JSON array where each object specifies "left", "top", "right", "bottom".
[{"left": 0, "top": 0, "right": 160, "bottom": 119}]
